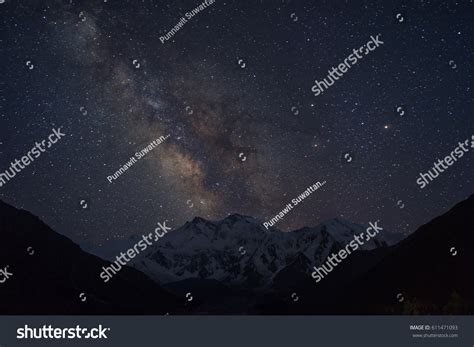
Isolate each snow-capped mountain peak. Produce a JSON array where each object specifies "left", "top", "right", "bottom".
[{"left": 130, "top": 214, "right": 403, "bottom": 287}]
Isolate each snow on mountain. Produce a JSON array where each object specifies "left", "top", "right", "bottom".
[{"left": 130, "top": 214, "right": 403, "bottom": 288}]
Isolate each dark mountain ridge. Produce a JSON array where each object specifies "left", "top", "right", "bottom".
[
  {"left": 0, "top": 194, "right": 472, "bottom": 314},
  {"left": 0, "top": 200, "right": 179, "bottom": 314}
]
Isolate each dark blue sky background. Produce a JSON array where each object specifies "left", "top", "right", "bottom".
[{"left": 0, "top": 0, "right": 472, "bottom": 246}]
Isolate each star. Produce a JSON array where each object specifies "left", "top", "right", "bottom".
[{"left": 0, "top": 0, "right": 470, "bottom": 250}]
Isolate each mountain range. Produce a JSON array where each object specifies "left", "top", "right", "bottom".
[
  {"left": 128, "top": 215, "right": 402, "bottom": 289},
  {"left": 1, "top": 194, "right": 472, "bottom": 314}
]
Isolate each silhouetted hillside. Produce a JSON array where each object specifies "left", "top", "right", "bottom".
[
  {"left": 267, "top": 194, "right": 474, "bottom": 314},
  {"left": 0, "top": 200, "right": 179, "bottom": 314},
  {"left": 0, "top": 194, "right": 472, "bottom": 314}
]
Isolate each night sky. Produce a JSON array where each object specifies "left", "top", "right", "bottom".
[{"left": 1, "top": 0, "right": 472, "bottom": 246}]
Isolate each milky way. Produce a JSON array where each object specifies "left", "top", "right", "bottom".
[{"left": 1, "top": 0, "right": 472, "bottom": 245}]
